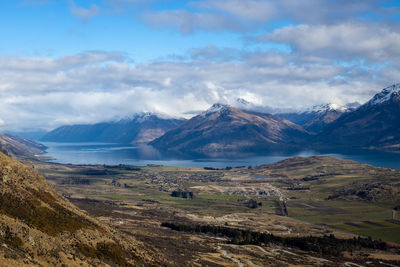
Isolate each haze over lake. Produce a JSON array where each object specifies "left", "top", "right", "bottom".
[{"left": 42, "top": 142, "right": 400, "bottom": 170}]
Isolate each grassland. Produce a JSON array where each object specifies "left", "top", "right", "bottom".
[{"left": 27, "top": 155, "right": 400, "bottom": 266}]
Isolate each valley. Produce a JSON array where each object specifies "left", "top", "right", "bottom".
[
  {"left": 22, "top": 155, "right": 400, "bottom": 266},
  {"left": 1, "top": 83, "right": 399, "bottom": 265},
  {"left": 2, "top": 2, "right": 400, "bottom": 265}
]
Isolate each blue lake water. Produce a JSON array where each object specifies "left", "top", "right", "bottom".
[{"left": 41, "top": 142, "right": 400, "bottom": 170}]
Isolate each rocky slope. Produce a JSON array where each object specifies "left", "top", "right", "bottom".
[
  {"left": 0, "top": 152, "right": 159, "bottom": 266},
  {"left": 150, "top": 104, "right": 311, "bottom": 154},
  {"left": 316, "top": 83, "right": 400, "bottom": 151},
  {"left": 0, "top": 133, "right": 46, "bottom": 159},
  {"left": 41, "top": 113, "right": 185, "bottom": 144}
]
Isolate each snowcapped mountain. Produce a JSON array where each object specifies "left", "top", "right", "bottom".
[
  {"left": 277, "top": 102, "right": 358, "bottom": 133},
  {"left": 306, "top": 103, "right": 348, "bottom": 113},
  {"left": 236, "top": 98, "right": 251, "bottom": 106},
  {"left": 366, "top": 83, "right": 400, "bottom": 106},
  {"left": 316, "top": 83, "right": 400, "bottom": 152},
  {"left": 150, "top": 103, "right": 311, "bottom": 154},
  {"left": 203, "top": 103, "right": 231, "bottom": 115}
]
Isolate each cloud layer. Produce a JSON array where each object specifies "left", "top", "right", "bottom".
[
  {"left": 0, "top": 48, "right": 396, "bottom": 131},
  {"left": 0, "top": 0, "right": 399, "bottom": 131}
]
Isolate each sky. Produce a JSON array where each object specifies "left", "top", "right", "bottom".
[{"left": 0, "top": 0, "right": 400, "bottom": 131}]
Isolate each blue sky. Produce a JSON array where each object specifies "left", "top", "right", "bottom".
[
  {"left": 1, "top": 1, "right": 289, "bottom": 60},
  {"left": 0, "top": 0, "right": 399, "bottom": 130}
]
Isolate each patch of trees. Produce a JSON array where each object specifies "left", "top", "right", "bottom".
[
  {"left": 203, "top": 166, "right": 250, "bottom": 170},
  {"left": 302, "top": 176, "right": 319, "bottom": 181},
  {"left": 161, "top": 222, "right": 388, "bottom": 256},
  {"left": 204, "top": 166, "right": 232, "bottom": 170},
  {"left": 103, "top": 164, "right": 140, "bottom": 172},
  {"left": 61, "top": 177, "right": 91, "bottom": 185},
  {"left": 287, "top": 187, "right": 310, "bottom": 191},
  {"left": 243, "top": 199, "right": 262, "bottom": 209},
  {"left": 301, "top": 173, "right": 337, "bottom": 181},
  {"left": 80, "top": 169, "right": 109, "bottom": 176},
  {"left": 171, "top": 190, "right": 194, "bottom": 199}
]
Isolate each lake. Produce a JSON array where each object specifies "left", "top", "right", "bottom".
[{"left": 41, "top": 142, "right": 400, "bottom": 170}]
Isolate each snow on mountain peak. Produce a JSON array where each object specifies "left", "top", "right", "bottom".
[
  {"left": 367, "top": 83, "right": 400, "bottom": 106},
  {"left": 236, "top": 98, "right": 251, "bottom": 105},
  {"left": 135, "top": 112, "right": 153, "bottom": 122},
  {"left": 306, "top": 103, "right": 347, "bottom": 113},
  {"left": 203, "top": 103, "right": 231, "bottom": 115}
]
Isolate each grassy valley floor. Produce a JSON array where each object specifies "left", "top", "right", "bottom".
[{"left": 28, "top": 155, "right": 400, "bottom": 266}]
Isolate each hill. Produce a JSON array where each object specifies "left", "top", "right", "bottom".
[
  {"left": 0, "top": 152, "right": 159, "bottom": 266},
  {"left": 0, "top": 133, "right": 46, "bottom": 159},
  {"left": 41, "top": 113, "right": 185, "bottom": 144},
  {"left": 150, "top": 103, "right": 311, "bottom": 154},
  {"left": 316, "top": 83, "right": 400, "bottom": 152}
]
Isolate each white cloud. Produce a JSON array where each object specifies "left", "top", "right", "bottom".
[
  {"left": 141, "top": 10, "right": 243, "bottom": 34},
  {"left": 263, "top": 23, "right": 400, "bottom": 62},
  {"left": 137, "top": 0, "right": 398, "bottom": 33},
  {"left": 0, "top": 50, "right": 393, "bottom": 131},
  {"left": 69, "top": 1, "right": 99, "bottom": 20},
  {"left": 0, "top": 51, "right": 125, "bottom": 72},
  {"left": 191, "top": 0, "right": 277, "bottom": 22}
]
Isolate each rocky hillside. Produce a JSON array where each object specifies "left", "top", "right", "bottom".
[
  {"left": 316, "top": 83, "right": 400, "bottom": 152},
  {"left": 41, "top": 113, "right": 185, "bottom": 144},
  {"left": 0, "top": 133, "right": 46, "bottom": 159},
  {"left": 0, "top": 152, "right": 160, "bottom": 266},
  {"left": 150, "top": 104, "right": 311, "bottom": 154}
]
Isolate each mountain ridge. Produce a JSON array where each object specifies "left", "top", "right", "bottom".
[
  {"left": 315, "top": 83, "right": 400, "bottom": 152},
  {"left": 0, "top": 151, "right": 159, "bottom": 265},
  {"left": 0, "top": 133, "right": 46, "bottom": 159},
  {"left": 150, "top": 103, "right": 311, "bottom": 154},
  {"left": 277, "top": 102, "right": 359, "bottom": 133},
  {"left": 33, "top": 83, "right": 400, "bottom": 154},
  {"left": 41, "top": 113, "right": 185, "bottom": 144}
]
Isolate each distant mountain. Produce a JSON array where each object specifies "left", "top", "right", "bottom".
[
  {"left": 0, "top": 152, "right": 154, "bottom": 265},
  {"left": 41, "top": 113, "right": 185, "bottom": 144},
  {"left": 5, "top": 130, "right": 47, "bottom": 141},
  {"left": 278, "top": 103, "right": 359, "bottom": 133},
  {"left": 150, "top": 104, "right": 311, "bottom": 154},
  {"left": 316, "top": 83, "right": 400, "bottom": 152},
  {"left": 0, "top": 133, "right": 46, "bottom": 159}
]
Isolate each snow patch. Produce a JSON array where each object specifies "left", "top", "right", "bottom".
[
  {"left": 236, "top": 98, "right": 251, "bottom": 106},
  {"left": 119, "top": 111, "right": 182, "bottom": 123},
  {"left": 367, "top": 83, "right": 400, "bottom": 106},
  {"left": 203, "top": 103, "right": 230, "bottom": 115},
  {"left": 306, "top": 103, "right": 347, "bottom": 113}
]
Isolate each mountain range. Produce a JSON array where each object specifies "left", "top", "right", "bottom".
[
  {"left": 41, "top": 113, "right": 185, "bottom": 144},
  {"left": 150, "top": 104, "right": 310, "bottom": 153},
  {"left": 316, "top": 83, "right": 400, "bottom": 152},
  {"left": 150, "top": 83, "right": 400, "bottom": 154},
  {"left": 27, "top": 83, "right": 400, "bottom": 154},
  {"left": 277, "top": 102, "right": 360, "bottom": 133}
]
